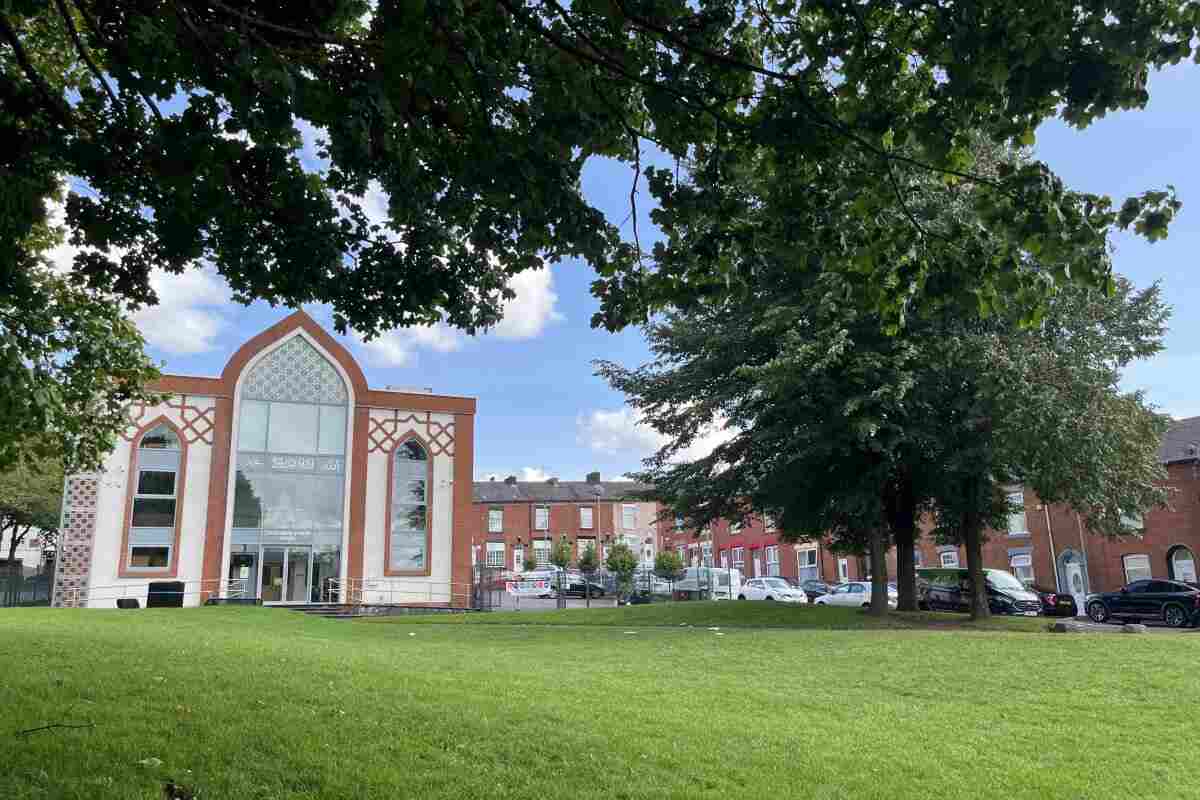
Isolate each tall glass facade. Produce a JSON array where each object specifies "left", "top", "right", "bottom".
[{"left": 229, "top": 337, "right": 348, "bottom": 602}]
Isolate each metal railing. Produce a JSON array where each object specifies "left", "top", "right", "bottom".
[
  {"left": 330, "top": 577, "right": 474, "bottom": 607},
  {"left": 58, "top": 578, "right": 247, "bottom": 608}
]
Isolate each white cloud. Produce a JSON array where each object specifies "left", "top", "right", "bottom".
[
  {"left": 480, "top": 467, "right": 558, "bottom": 482},
  {"left": 490, "top": 268, "right": 564, "bottom": 340},
  {"left": 353, "top": 323, "right": 463, "bottom": 367},
  {"left": 578, "top": 407, "right": 735, "bottom": 463},
  {"left": 131, "top": 269, "right": 232, "bottom": 355}
]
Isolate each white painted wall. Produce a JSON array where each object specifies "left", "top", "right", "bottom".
[
  {"left": 361, "top": 409, "right": 456, "bottom": 604},
  {"left": 86, "top": 397, "right": 214, "bottom": 608}
]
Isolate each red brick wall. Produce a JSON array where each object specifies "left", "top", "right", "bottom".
[{"left": 467, "top": 497, "right": 622, "bottom": 569}]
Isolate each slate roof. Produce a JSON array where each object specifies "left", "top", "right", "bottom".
[
  {"left": 473, "top": 480, "right": 654, "bottom": 503},
  {"left": 1160, "top": 416, "right": 1200, "bottom": 464}
]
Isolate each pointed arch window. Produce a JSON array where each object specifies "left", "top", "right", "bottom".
[
  {"left": 387, "top": 439, "right": 430, "bottom": 574},
  {"left": 123, "top": 422, "right": 184, "bottom": 574}
]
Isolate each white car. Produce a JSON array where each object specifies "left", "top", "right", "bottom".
[
  {"left": 814, "top": 581, "right": 898, "bottom": 609},
  {"left": 738, "top": 577, "right": 808, "bottom": 603}
]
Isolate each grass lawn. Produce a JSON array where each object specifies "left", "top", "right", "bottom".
[{"left": 2, "top": 605, "right": 1196, "bottom": 800}]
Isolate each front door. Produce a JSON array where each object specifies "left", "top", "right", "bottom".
[
  {"left": 259, "top": 546, "right": 313, "bottom": 604},
  {"left": 1064, "top": 562, "right": 1086, "bottom": 617}
]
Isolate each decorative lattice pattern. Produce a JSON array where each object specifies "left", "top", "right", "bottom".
[
  {"left": 122, "top": 396, "right": 215, "bottom": 445},
  {"left": 368, "top": 411, "right": 455, "bottom": 457},
  {"left": 52, "top": 477, "right": 100, "bottom": 608},
  {"left": 242, "top": 336, "right": 348, "bottom": 403}
]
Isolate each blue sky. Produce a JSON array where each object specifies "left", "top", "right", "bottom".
[{"left": 74, "top": 64, "right": 1200, "bottom": 481}]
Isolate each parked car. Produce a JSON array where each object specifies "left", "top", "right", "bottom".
[
  {"left": 738, "top": 577, "right": 808, "bottom": 603},
  {"left": 918, "top": 568, "right": 1042, "bottom": 616},
  {"left": 673, "top": 567, "right": 743, "bottom": 600},
  {"left": 814, "top": 581, "right": 898, "bottom": 609},
  {"left": 561, "top": 576, "right": 606, "bottom": 598},
  {"left": 1085, "top": 579, "right": 1200, "bottom": 628},
  {"left": 799, "top": 580, "right": 831, "bottom": 601},
  {"left": 1030, "top": 584, "right": 1078, "bottom": 618}
]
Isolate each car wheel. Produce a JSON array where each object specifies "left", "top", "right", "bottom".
[
  {"left": 861, "top": 602, "right": 870, "bottom": 608},
  {"left": 1164, "top": 603, "right": 1188, "bottom": 628},
  {"left": 1086, "top": 600, "right": 1110, "bottom": 623},
  {"left": 765, "top": 596, "right": 775, "bottom": 602},
  {"left": 737, "top": 595, "right": 746, "bottom": 600}
]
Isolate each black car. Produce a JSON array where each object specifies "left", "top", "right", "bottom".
[
  {"left": 1030, "top": 584, "right": 1078, "bottom": 618},
  {"left": 560, "top": 577, "right": 606, "bottom": 598},
  {"left": 1085, "top": 579, "right": 1200, "bottom": 628},
  {"left": 918, "top": 568, "right": 1042, "bottom": 616},
  {"left": 799, "top": 580, "right": 830, "bottom": 601}
]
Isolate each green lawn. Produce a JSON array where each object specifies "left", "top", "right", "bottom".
[{"left": 2, "top": 605, "right": 1196, "bottom": 800}]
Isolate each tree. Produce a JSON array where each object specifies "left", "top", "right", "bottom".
[
  {"left": 605, "top": 542, "right": 639, "bottom": 604},
  {"left": 653, "top": 550, "right": 684, "bottom": 597},
  {"left": 2, "top": 3, "right": 1191, "bottom": 456},
  {"left": 523, "top": 555, "right": 538, "bottom": 573},
  {"left": 577, "top": 542, "right": 599, "bottom": 608},
  {"left": 550, "top": 534, "right": 573, "bottom": 606},
  {"left": 0, "top": 453, "right": 63, "bottom": 573}
]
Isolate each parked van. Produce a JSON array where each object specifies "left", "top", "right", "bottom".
[
  {"left": 917, "top": 568, "right": 1042, "bottom": 616},
  {"left": 673, "top": 567, "right": 743, "bottom": 601}
]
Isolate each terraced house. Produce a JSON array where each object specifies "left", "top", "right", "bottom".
[{"left": 52, "top": 312, "right": 476, "bottom": 608}]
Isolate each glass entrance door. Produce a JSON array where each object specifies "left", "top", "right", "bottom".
[
  {"left": 261, "top": 548, "right": 285, "bottom": 602},
  {"left": 258, "top": 546, "right": 313, "bottom": 603}
]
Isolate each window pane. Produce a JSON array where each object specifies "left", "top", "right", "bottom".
[
  {"left": 267, "top": 402, "right": 319, "bottom": 454},
  {"left": 318, "top": 405, "right": 346, "bottom": 455},
  {"left": 535, "top": 507, "right": 548, "bottom": 529},
  {"left": 140, "top": 424, "right": 180, "bottom": 450},
  {"left": 580, "top": 507, "right": 593, "bottom": 528},
  {"left": 397, "top": 440, "right": 427, "bottom": 461},
  {"left": 137, "top": 470, "right": 175, "bottom": 497},
  {"left": 129, "top": 546, "right": 170, "bottom": 568},
  {"left": 393, "top": 504, "right": 427, "bottom": 532},
  {"left": 132, "top": 498, "right": 176, "bottom": 528},
  {"left": 238, "top": 401, "right": 269, "bottom": 451},
  {"left": 488, "top": 509, "right": 503, "bottom": 532},
  {"left": 396, "top": 479, "right": 426, "bottom": 505},
  {"left": 232, "top": 470, "right": 263, "bottom": 528}
]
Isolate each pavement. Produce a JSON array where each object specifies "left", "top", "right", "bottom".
[
  {"left": 1057, "top": 617, "right": 1200, "bottom": 633},
  {"left": 493, "top": 595, "right": 618, "bottom": 612}
]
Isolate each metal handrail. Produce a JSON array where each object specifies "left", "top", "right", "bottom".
[
  {"left": 59, "top": 578, "right": 247, "bottom": 607},
  {"left": 335, "top": 577, "right": 473, "bottom": 607}
]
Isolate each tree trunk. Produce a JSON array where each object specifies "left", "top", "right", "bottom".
[
  {"left": 964, "top": 511, "right": 990, "bottom": 620},
  {"left": 867, "top": 527, "right": 889, "bottom": 616},
  {"left": 893, "top": 521, "right": 917, "bottom": 612}
]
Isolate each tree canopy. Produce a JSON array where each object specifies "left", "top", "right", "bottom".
[{"left": 0, "top": 452, "right": 64, "bottom": 565}]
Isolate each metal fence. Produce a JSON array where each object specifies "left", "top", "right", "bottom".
[{"left": 1, "top": 558, "right": 55, "bottom": 608}]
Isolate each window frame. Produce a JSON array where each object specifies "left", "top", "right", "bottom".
[
  {"left": 940, "top": 550, "right": 960, "bottom": 568},
  {"left": 485, "top": 541, "right": 505, "bottom": 568},
  {"left": 487, "top": 507, "right": 503, "bottom": 533},
  {"left": 534, "top": 505, "right": 550, "bottom": 531},
  {"left": 622, "top": 504, "right": 638, "bottom": 530},
  {"left": 533, "top": 538, "right": 551, "bottom": 566},
  {"left": 120, "top": 418, "right": 187, "bottom": 578},
  {"left": 731, "top": 546, "right": 745, "bottom": 570},
  {"left": 1010, "top": 552, "right": 1034, "bottom": 584},
  {"left": 1123, "top": 553, "right": 1152, "bottom": 584},
  {"left": 384, "top": 435, "right": 433, "bottom": 577},
  {"left": 837, "top": 557, "right": 849, "bottom": 582},
  {"left": 579, "top": 506, "right": 594, "bottom": 530},
  {"left": 1006, "top": 489, "right": 1028, "bottom": 537},
  {"left": 765, "top": 545, "right": 780, "bottom": 577}
]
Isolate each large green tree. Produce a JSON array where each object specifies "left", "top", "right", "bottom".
[
  {"left": 0, "top": 452, "right": 63, "bottom": 569},
  {"left": 3, "top": 1, "right": 1192, "bottom": 466}
]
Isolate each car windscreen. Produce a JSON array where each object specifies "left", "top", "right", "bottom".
[
  {"left": 986, "top": 571, "right": 1028, "bottom": 592},
  {"left": 763, "top": 579, "right": 791, "bottom": 589}
]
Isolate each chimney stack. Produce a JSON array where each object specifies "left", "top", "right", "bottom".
[
  {"left": 586, "top": 471, "right": 601, "bottom": 484},
  {"left": 504, "top": 475, "right": 518, "bottom": 485}
]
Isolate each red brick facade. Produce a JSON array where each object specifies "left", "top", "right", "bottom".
[{"left": 655, "top": 456, "right": 1200, "bottom": 599}]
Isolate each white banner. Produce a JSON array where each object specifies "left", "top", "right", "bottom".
[{"left": 505, "top": 579, "right": 552, "bottom": 596}]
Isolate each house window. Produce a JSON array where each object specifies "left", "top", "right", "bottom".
[
  {"left": 701, "top": 541, "right": 713, "bottom": 567},
  {"left": 1007, "top": 490, "right": 1028, "bottom": 536},
  {"left": 1010, "top": 553, "right": 1034, "bottom": 584},
  {"left": 1120, "top": 510, "right": 1145, "bottom": 532},
  {"left": 837, "top": 557, "right": 849, "bottom": 582},
  {"left": 580, "top": 507, "right": 594, "bottom": 529},
  {"left": 126, "top": 423, "right": 182, "bottom": 572},
  {"left": 622, "top": 504, "right": 638, "bottom": 530},
  {"left": 533, "top": 539, "right": 551, "bottom": 566},
  {"left": 513, "top": 545, "right": 524, "bottom": 572},
  {"left": 674, "top": 515, "right": 684, "bottom": 530},
  {"left": 751, "top": 549, "right": 762, "bottom": 578},
  {"left": 797, "top": 547, "right": 818, "bottom": 582},
  {"left": 1123, "top": 553, "right": 1152, "bottom": 583},
  {"left": 534, "top": 506, "right": 549, "bottom": 530},
  {"left": 487, "top": 508, "right": 503, "bottom": 533},
  {"left": 765, "top": 545, "right": 780, "bottom": 577},
  {"left": 577, "top": 538, "right": 596, "bottom": 559},
  {"left": 732, "top": 547, "right": 745, "bottom": 571},
  {"left": 485, "top": 541, "right": 505, "bottom": 568},
  {"left": 389, "top": 440, "right": 429, "bottom": 572},
  {"left": 643, "top": 545, "right": 653, "bottom": 562},
  {"left": 763, "top": 514, "right": 777, "bottom": 531},
  {"left": 676, "top": 545, "right": 687, "bottom": 563},
  {"left": 1170, "top": 547, "right": 1197, "bottom": 583},
  {"left": 719, "top": 550, "right": 729, "bottom": 569},
  {"left": 913, "top": 547, "right": 923, "bottom": 568},
  {"left": 940, "top": 550, "right": 960, "bottom": 568}
]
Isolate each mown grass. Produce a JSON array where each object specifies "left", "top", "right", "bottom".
[
  {"left": 2, "top": 605, "right": 1196, "bottom": 799},
  {"left": 370, "top": 600, "right": 1050, "bottom": 632}
]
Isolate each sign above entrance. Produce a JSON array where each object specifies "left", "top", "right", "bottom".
[
  {"left": 506, "top": 579, "right": 551, "bottom": 597},
  {"left": 237, "top": 453, "right": 345, "bottom": 474}
]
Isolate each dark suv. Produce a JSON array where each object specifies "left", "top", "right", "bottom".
[
  {"left": 917, "top": 568, "right": 1042, "bottom": 616},
  {"left": 1085, "top": 580, "right": 1200, "bottom": 628}
]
